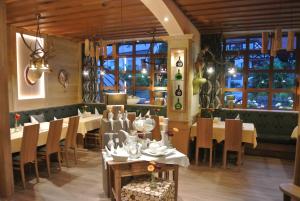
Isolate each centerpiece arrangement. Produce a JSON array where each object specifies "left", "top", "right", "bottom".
[{"left": 105, "top": 115, "right": 176, "bottom": 162}]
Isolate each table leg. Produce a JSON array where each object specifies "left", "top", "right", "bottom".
[
  {"left": 283, "top": 194, "right": 291, "bottom": 201},
  {"left": 113, "top": 167, "right": 121, "bottom": 201},
  {"left": 173, "top": 165, "right": 179, "bottom": 201}
]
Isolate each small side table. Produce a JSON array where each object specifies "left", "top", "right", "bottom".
[
  {"left": 121, "top": 178, "right": 175, "bottom": 201},
  {"left": 107, "top": 161, "right": 178, "bottom": 201}
]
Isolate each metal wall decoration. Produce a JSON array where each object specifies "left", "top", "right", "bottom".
[
  {"left": 82, "top": 38, "right": 100, "bottom": 103},
  {"left": 199, "top": 34, "right": 223, "bottom": 109}
]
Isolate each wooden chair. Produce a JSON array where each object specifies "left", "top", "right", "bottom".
[
  {"left": 223, "top": 119, "right": 243, "bottom": 169},
  {"left": 61, "top": 116, "right": 80, "bottom": 167},
  {"left": 13, "top": 124, "right": 40, "bottom": 188},
  {"left": 280, "top": 134, "right": 300, "bottom": 200},
  {"left": 195, "top": 118, "right": 214, "bottom": 167},
  {"left": 38, "top": 119, "right": 63, "bottom": 177},
  {"left": 151, "top": 115, "right": 161, "bottom": 141}
]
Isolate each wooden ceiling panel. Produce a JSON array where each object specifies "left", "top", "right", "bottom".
[
  {"left": 5, "top": 0, "right": 167, "bottom": 40},
  {"left": 175, "top": 0, "right": 300, "bottom": 34}
]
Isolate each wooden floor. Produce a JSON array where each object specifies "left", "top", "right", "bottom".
[{"left": 5, "top": 150, "right": 294, "bottom": 201}]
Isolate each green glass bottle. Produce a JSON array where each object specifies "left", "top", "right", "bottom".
[
  {"left": 174, "top": 98, "right": 182, "bottom": 110},
  {"left": 175, "top": 69, "right": 182, "bottom": 80}
]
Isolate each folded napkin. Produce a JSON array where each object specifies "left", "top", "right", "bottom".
[
  {"left": 78, "top": 109, "right": 82, "bottom": 116},
  {"left": 108, "top": 112, "right": 114, "bottom": 130},
  {"left": 95, "top": 108, "right": 100, "bottom": 115},
  {"left": 145, "top": 110, "right": 150, "bottom": 117}
]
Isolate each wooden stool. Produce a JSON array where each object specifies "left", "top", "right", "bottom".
[{"left": 121, "top": 178, "right": 175, "bottom": 201}]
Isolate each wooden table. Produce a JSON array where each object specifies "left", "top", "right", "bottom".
[
  {"left": 190, "top": 121, "right": 257, "bottom": 148},
  {"left": 106, "top": 160, "right": 178, "bottom": 201}
]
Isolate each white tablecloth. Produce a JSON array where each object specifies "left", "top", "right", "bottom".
[
  {"left": 190, "top": 121, "right": 257, "bottom": 148},
  {"left": 102, "top": 149, "right": 190, "bottom": 169},
  {"left": 10, "top": 114, "right": 102, "bottom": 153},
  {"left": 63, "top": 114, "right": 102, "bottom": 136},
  {"left": 10, "top": 122, "right": 68, "bottom": 153}
]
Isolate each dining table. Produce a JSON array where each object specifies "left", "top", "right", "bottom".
[
  {"left": 190, "top": 120, "right": 258, "bottom": 148},
  {"left": 101, "top": 149, "right": 189, "bottom": 201},
  {"left": 10, "top": 114, "right": 103, "bottom": 153}
]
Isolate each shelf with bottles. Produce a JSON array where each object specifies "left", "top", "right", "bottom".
[{"left": 170, "top": 48, "right": 186, "bottom": 112}]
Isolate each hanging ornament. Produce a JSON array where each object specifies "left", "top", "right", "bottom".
[
  {"left": 261, "top": 32, "right": 269, "bottom": 54},
  {"left": 103, "top": 41, "right": 107, "bottom": 58},
  {"left": 274, "top": 28, "right": 282, "bottom": 50},
  {"left": 270, "top": 36, "right": 277, "bottom": 57},
  {"left": 84, "top": 39, "right": 90, "bottom": 57},
  {"left": 112, "top": 44, "right": 117, "bottom": 58},
  {"left": 287, "top": 31, "right": 295, "bottom": 52},
  {"left": 95, "top": 44, "right": 100, "bottom": 64}
]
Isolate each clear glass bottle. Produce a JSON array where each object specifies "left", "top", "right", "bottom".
[
  {"left": 174, "top": 98, "right": 182, "bottom": 110},
  {"left": 175, "top": 69, "right": 183, "bottom": 80}
]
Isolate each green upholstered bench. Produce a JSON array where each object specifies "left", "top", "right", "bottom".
[
  {"left": 201, "top": 108, "right": 297, "bottom": 145},
  {"left": 9, "top": 104, "right": 84, "bottom": 128}
]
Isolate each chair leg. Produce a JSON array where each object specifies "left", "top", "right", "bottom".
[
  {"left": 34, "top": 160, "right": 39, "bottom": 183},
  {"left": 283, "top": 193, "right": 291, "bottom": 201},
  {"left": 20, "top": 164, "right": 26, "bottom": 189},
  {"left": 46, "top": 155, "right": 51, "bottom": 177},
  {"left": 74, "top": 148, "right": 78, "bottom": 165},
  {"left": 57, "top": 152, "right": 62, "bottom": 171},
  {"left": 195, "top": 147, "right": 199, "bottom": 165},
  {"left": 223, "top": 149, "right": 227, "bottom": 169},
  {"left": 237, "top": 151, "right": 242, "bottom": 170},
  {"left": 209, "top": 148, "right": 213, "bottom": 168},
  {"left": 64, "top": 151, "right": 70, "bottom": 168}
]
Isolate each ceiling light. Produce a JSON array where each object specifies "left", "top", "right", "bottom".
[
  {"left": 100, "top": 69, "right": 106, "bottom": 75},
  {"left": 164, "top": 17, "right": 169, "bottom": 22},
  {"left": 141, "top": 68, "right": 147, "bottom": 74},
  {"left": 228, "top": 67, "right": 236, "bottom": 75},
  {"left": 207, "top": 66, "right": 214, "bottom": 74},
  {"left": 83, "top": 70, "right": 89, "bottom": 76}
]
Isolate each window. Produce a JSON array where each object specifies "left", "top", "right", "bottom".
[
  {"left": 83, "top": 41, "right": 168, "bottom": 104},
  {"left": 223, "top": 36, "right": 297, "bottom": 110}
]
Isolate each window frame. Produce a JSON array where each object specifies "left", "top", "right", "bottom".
[
  {"left": 222, "top": 35, "right": 299, "bottom": 110},
  {"left": 97, "top": 41, "right": 168, "bottom": 104}
]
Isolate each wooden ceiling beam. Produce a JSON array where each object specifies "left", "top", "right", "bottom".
[
  {"left": 7, "top": 5, "right": 152, "bottom": 26},
  {"left": 22, "top": 14, "right": 159, "bottom": 31},
  {"left": 180, "top": 0, "right": 296, "bottom": 12}
]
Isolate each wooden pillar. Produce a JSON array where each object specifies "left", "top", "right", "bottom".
[
  {"left": 294, "top": 134, "right": 300, "bottom": 186},
  {"left": 0, "top": 2, "right": 14, "bottom": 198}
]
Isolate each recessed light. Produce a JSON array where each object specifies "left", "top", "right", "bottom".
[{"left": 164, "top": 17, "right": 169, "bottom": 22}]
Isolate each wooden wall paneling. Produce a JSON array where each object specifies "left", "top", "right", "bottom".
[
  {"left": 0, "top": 1, "right": 14, "bottom": 198},
  {"left": 168, "top": 120, "right": 190, "bottom": 155}
]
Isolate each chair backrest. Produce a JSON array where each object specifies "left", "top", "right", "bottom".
[
  {"left": 20, "top": 124, "right": 40, "bottom": 163},
  {"left": 102, "top": 110, "right": 109, "bottom": 119},
  {"left": 151, "top": 115, "right": 161, "bottom": 141},
  {"left": 197, "top": 118, "right": 213, "bottom": 148},
  {"left": 65, "top": 116, "right": 80, "bottom": 149},
  {"left": 46, "top": 119, "right": 63, "bottom": 154},
  {"left": 225, "top": 119, "right": 242, "bottom": 151},
  {"left": 127, "top": 112, "right": 136, "bottom": 130}
]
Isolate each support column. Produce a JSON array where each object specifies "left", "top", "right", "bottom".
[{"left": 0, "top": 1, "right": 14, "bottom": 198}]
